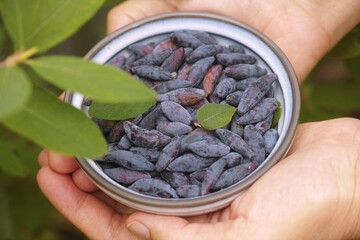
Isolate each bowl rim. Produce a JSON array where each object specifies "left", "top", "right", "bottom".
[{"left": 65, "top": 11, "right": 300, "bottom": 212}]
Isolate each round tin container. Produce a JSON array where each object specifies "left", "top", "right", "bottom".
[{"left": 65, "top": 12, "right": 300, "bottom": 216}]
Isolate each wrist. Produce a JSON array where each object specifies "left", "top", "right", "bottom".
[
  {"left": 322, "top": 118, "right": 360, "bottom": 239},
  {"left": 288, "top": 0, "right": 360, "bottom": 83},
  {"left": 311, "top": 0, "right": 360, "bottom": 48},
  {"left": 279, "top": 118, "right": 360, "bottom": 240}
]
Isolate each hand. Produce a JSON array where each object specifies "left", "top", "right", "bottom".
[
  {"left": 123, "top": 118, "right": 360, "bottom": 240},
  {"left": 38, "top": 118, "right": 360, "bottom": 240},
  {"left": 37, "top": 1, "right": 360, "bottom": 239},
  {"left": 107, "top": 0, "right": 360, "bottom": 83},
  {"left": 37, "top": 151, "right": 142, "bottom": 239}
]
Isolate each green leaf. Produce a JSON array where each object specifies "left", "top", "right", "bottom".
[
  {"left": 3, "top": 88, "right": 107, "bottom": 158},
  {"left": 0, "top": 135, "right": 27, "bottom": 178},
  {"left": 331, "top": 26, "right": 360, "bottom": 59},
  {"left": 271, "top": 101, "right": 282, "bottom": 128},
  {"left": 104, "top": 0, "right": 125, "bottom": 5},
  {"left": 299, "top": 101, "right": 343, "bottom": 123},
  {"left": 27, "top": 55, "right": 157, "bottom": 103},
  {"left": 197, "top": 103, "right": 236, "bottom": 130},
  {"left": 0, "top": 193, "right": 15, "bottom": 239},
  {"left": 311, "top": 80, "right": 360, "bottom": 112},
  {"left": 0, "top": 25, "right": 6, "bottom": 50},
  {"left": 346, "top": 57, "right": 360, "bottom": 82},
  {"left": 89, "top": 100, "right": 156, "bottom": 120},
  {"left": 0, "top": 66, "right": 32, "bottom": 120},
  {"left": 8, "top": 182, "right": 50, "bottom": 232},
  {"left": 0, "top": 129, "right": 42, "bottom": 177},
  {"left": 0, "top": 0, "right": 104, "bottom": 52}
]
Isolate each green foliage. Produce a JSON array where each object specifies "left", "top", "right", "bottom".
[
  {"left": 0, "top": 0, "right": 105, "bottom": 52},
  {"left": 0, "top": 0, "right": 156, "bottom": 160},
  {"left": 0, "top": 126, "right": 42, "bottom": 178},
  {"left": 300, "top": 26, "right": 360, "bottom": 123},
  {"left": 0, "top": 193, "right": 14, "bottom": 239},
  {"left": 0, "top": 134, "right": 27, "bottom": 177},
  {"left": 8, "top": 184, "right": 50, "bottom": 232},
  {"left": 0, "top": 24, "right": 5, "bottom": 49},
  {"left": 331, "top": 25, "right": 360, "bottom": 59},
  {"left": 27, "top": 55, "right": 157, "bottom": 103},
  {"left": 89, "top": 100, "right": 157, "bottom": 120},
  {"left": 311, "top": 80, "right": 360, "bottom": 112},
  {"left": 0, "top": 175, "right": 84, "bottom": 240},
  {"left": 346, "top": 56, "right": 360, "bottom": 80},
  {"left": 0, "top": 1, "right": 151, "bottom": 239},
  {"left": 271, "top": 101, "right": 282, "bottom": 128},
  {"left": 197, "top": 103, "right": 237, "bottom": 130},
  {"left": 300, "top": 56, "right": 360, "bottom": 123},
  {"left": 0, "top": 0, "right": 358, "bottom": 239},
  {"left": 104, "top": 0, "right": 125, "bottom": 5},
  {"left": 0, "top": 66, "right": 31, "bottom": 120},
  {"left": 3, "top": 88, "right": 108, "bottom": 158}
]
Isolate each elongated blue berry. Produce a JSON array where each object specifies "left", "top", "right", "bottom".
[
  {"left": 156, "top": 122, "right": 193, "bottom": 137},
  {"left": 201, "top": 158, "right": 227, "bottom": 195},
  {"left": 263, "top": 129, "right": 279, "bottom": 154},
  {"left": 244, "top": 125, "right": 265, "bottom": 164},
  {"left": 187, "top": 139, "right": 230, "bottom": 157},
  {"left": 176, "top": 185, "right": 200, "bottom": 198},
  {"left": 212, "top": 162, "right": 257, "bottom": 190},
  {"left": 224, "top": 64, "right": 267, "bottom": 80},
  {"left": 155, "top": 137, "right": 181, "bottom": 172},
  {"left": 161, "top": 101, "right": 192, "bottom": 125},
  {"left": 131, "top": 66, "right": 173, "bottom": 81},
  {"left": 186, "top": 57, "right": 215, "bottom": 87},
  {"left": 105, "top": 167, "right": 151, "bottom": 184},
  {"left": 124, "top": 121, "right": 171, "bottom": 147},
  {"left": 157, "top": 88, "right": 207, "bottom": 106},
  {"left": 216, "top": 129, "right": 255, "bottom": 158},
  {"left": 161, "top": 48, "right": 184, "bottom": 72},
  {"left": 237, "top": 74, "right": 277, "bottom": 114},
  {"left": 152, "top": 79, "right": 192, "bottom": 94},
  {"left": 167, "top": 153, "right": 217, "bottom": 172},
  {"left": 216, "top": 53, "right": 257, "bottom": 66},
  {"left": 102, "top": 150, "right": 155, "bottom": 171},
  {"left": 129, "top": 179, "right": 178, "bottom": 198},
  {"left": 237, "top": 98, "right": 278, "bottom": 125},
  {"left": 161, "top": 171, "right": 190, "bottom": 188},
  {"left": 133, "top": 48, "right": 172, "bottom": 66}
]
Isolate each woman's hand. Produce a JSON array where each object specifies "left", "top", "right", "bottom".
[
  {"left": 38, "top": 118, "right": 360, "bottom": 240},
  {"left": 37, "top": 1, "right": 360, "bottom": 239},
  {"left": 107, "top": 0, "right": 360, "bottom": 83}
]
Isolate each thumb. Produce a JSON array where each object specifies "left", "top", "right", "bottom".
[
  {"left": 107, "top": 0, "right": 180, "bottom": 34},
  {"left": 125, "top": 212, "right": 234, "bottom": 240}
]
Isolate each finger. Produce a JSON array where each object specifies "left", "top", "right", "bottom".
[
  {"left": 288, "top": 118, "right": 354, "bottom": 156},
  {"left": 126, "top": 212, "right": 234, "bottom": 240},
  {"left": 38, "top": 149, "right": 49, "bottom": 167},
  {"left": 91, "top": 191, "right": 137, "bottom": 215},
  {"left": 72, "top": 167, "right": 99, "bottom": 192},
  {"left": 48, "top": 151, "right": 79, "bottom": 174},
  {"left": 37, "top": 167, "right": 142, "bottom": 240},
  {"left": 107, "top": 0, "right": 179, "bottom": 34},
  {"left": 287, "top": 121, "right": 316, "bottom": 156},
  {"left": 59, "top": 92, "right": 65, "bottom": 100}
]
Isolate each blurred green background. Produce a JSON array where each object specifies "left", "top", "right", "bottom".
[{"left": 0, "top": 0, "right": 359, "bottom": 239}]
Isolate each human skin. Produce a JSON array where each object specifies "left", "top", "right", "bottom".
[
  {"left": 37, "top": 0, "right": 360, "bottom": 239},
  {"left": 107, "top": 0, "right": 360, "bottom": 84}
]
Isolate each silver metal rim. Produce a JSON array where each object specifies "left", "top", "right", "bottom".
[{"left": 65, "top": 12, "right": 300, "bottom": 216}]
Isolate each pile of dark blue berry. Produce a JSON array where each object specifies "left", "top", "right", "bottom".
[{"left": 90, "top": 30, "right": 280, "bottom": 198}]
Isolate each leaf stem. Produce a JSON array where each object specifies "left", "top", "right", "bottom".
[{"left": 0, "top": 46, "right": 39, "bottom": 67}]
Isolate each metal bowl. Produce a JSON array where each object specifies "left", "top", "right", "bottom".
[{"left": 65, "top": 12, "right": 300, "bottom": 216}]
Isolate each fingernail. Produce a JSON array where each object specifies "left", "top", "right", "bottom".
[{"left": 126, "top": 221, "right": 151, "bottom": 240}]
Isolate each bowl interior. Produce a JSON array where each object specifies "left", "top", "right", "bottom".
[{"left": 66, "top": 12, "right": 299, "bottom": 215}]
